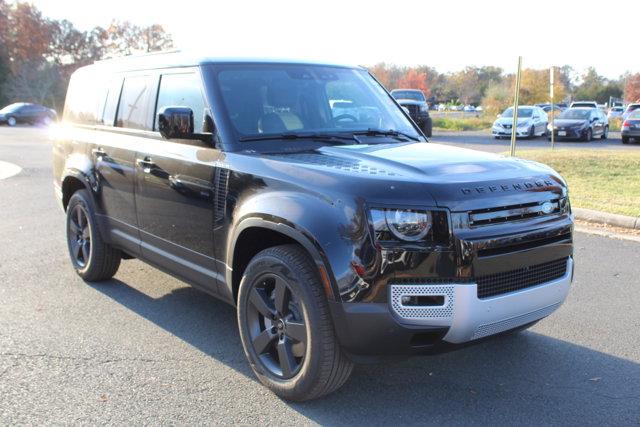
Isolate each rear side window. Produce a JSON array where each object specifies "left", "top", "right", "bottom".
[
  {"left": 64, "top": 69, "right": 109, "bottom": 124},
  {"left": 117, "top": 75, "right": 152, "bottom": 130},
  {"left": 101, "top": 77, "right": 123, "bottom": 126},
  {"left": 154, "top": 72, "right": 206, "bottom": 133}
]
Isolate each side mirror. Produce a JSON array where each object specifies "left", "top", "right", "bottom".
[{"left": 158, "top": 106, "right": 194, "bottom": 139}]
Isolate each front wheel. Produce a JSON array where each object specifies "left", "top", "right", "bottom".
[
  {"left": 601, "top": 126, "right": 608, "bottom": 140},
  {"left": 66, "top": 190, "right": 121, "bottom": 281},
  {"left": 422, "top": 119, "right": 433, "bottom": 138},
  {"left": 622, "top": 136, "right": 629, "bottom": 144},
  {"left": 237, "top": 244, "right": 353, "bottom": 401},
  {"left": 7, "top": 116, "right": 16, "bottom": 126},
  {"left": 583, "top": 128, "right": 592, "bottom": 142}
]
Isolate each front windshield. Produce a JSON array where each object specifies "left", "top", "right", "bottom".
[
  {"left": 215, "top": 64, "right": 420, "bottom": 141},
  {"left": 391, "top": 90, "right": 425, "bottom": 101},
  {"left": 0, "top": 103, "right": 24, "bottom": 114},
  {"left": 559, "top": 109, "right": 590, "bottom": 119},
  {"left": 501, "top": 107, "right": 533, "bottom": 118}
]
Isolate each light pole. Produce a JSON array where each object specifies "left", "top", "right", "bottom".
[
  {"left": 550, "top": 67, "right": 555, "bottom": 150},
  {"left": 510, "top": 56, "right": 522, "bottom": 157}
]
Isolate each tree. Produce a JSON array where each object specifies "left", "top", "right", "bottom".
[
  {"left": 396, "top": 69, "right": 430, "bottom": 96},
  {"left": 519, "top": 68, "right": 566, "bottom": 105},
  {"left": 625, "top": 73, "right": 640, "bottom": 102},
  {"left": 102, "top": 20, "right": 174, "bottom": 57},
  {"left": 448, "top": 67, "right": 481, "bottom": 104},
  {"left": 369, "top": 62, "right": 391, "bottom": 89},
  {"left": 482, "top": 81, "right": 512, "bottom": 116}
]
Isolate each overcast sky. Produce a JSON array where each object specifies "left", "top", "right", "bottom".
[{"left": 31, "top": 0, "right": 638, "bottom": 79}]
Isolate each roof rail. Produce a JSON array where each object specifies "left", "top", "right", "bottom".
[{"left": 94, "top": 49, "right": 181, "bottom": 64}]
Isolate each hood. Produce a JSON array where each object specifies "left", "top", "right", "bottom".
[
  {"left": 266, "top": 142, "right": 567, "bottom": 212},
  {"left": 554, "top": 119, "right": 587, "bottom": 127},
  {"left": 494, "top": 117, "right": 532, "bottom": 126},
  {"left": 395, "top": 99, "right": 426, "bottom": 106}
]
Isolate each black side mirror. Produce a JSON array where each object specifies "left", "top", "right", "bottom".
[{"left": 158, "top": 106, "right": 194, "bottom": 140}]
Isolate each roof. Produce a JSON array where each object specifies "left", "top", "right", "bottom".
[{"left": 89, "top": 50, "right": 365, "bottom": 73}]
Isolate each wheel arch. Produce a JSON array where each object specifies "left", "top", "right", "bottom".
[
  {"left": 227, "top": 217, "right": 338, "bottom": 304},
  {"left": 61, "top": 172, "right": 92, "bottom": 211}
]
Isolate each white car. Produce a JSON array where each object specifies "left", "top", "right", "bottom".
[
  {"left": 622, "top": 103, "right": 640, "bottom": 121},
  {"left": 608, "top": 106, "right": 624, "bottom": 119},
  {"left": 492, "top": 106, "right": 548, "bottom": 139}
]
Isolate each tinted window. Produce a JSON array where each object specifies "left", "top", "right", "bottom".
[
  {"left": 102, "top": 77, "right": 123, "bottom": 126},
  {"left": 154, "top": 72, "right": 206, "bottom": 133},
  {"left": 559, "top": 109, "right": 590, "bottom": 119},
  {"left": 116, "top": 75, "right": 152, "bottom": 130},
  {"left": 391, "top": 90, "right": 425, "bottom": 101}
]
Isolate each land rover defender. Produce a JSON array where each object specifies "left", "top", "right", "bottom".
[{"left": 53, "top": 53, "right": 574, "bottom": 401}]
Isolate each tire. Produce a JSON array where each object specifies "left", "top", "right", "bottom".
[
  {"left": 601, "top": 126, "right": 608, "bottom": 140},
  {"left": 7, "top": 116, "right": 16, "bottom": 126},
  {"left": 528, "top": 125, "right": 535, "bottom": 139},
  {"left": 582, "top": 128, "right": 592, "bottom": 142},
  {"left": 622, "top": 136, "right": 629, "bottom": 144},
  {"left": 237, "top": 244, "right": 353, "bottom": 401},
  {"left": 41, "top": 116, "right": 52, "bottom": 126},
  {"left": 66, "top": 189, "right": 121, "bottom": 281}
]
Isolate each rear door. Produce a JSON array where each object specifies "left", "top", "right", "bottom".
[{"left": 134, "top": 68, "right": 222, "bottom": 293}]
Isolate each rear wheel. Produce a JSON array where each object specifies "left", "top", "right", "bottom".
[
  {"left": 622, "top": 136, "right": 629, "bottom": 144},
  {"left": 237, "top": 244, "right": 353, "bottom": 401},
  {"left": 66, "top": 190, "right": 121, "bottom": 281}
]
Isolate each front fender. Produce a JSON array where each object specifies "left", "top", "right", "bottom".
[
  {"left": 227, "top": 190, "right": 370, "bottom": 301},
  {"left": 60, "top": 153, "right": 98, "bottom": 209}
]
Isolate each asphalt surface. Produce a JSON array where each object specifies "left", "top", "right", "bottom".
[
  {"left": 431, "top": 129, "right": 637, "bottom": 153},
  {"left": 1, "top": 126, "right": 639, "bottom": 425}
]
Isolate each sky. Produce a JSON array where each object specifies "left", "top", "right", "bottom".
[{"left": 30, "top": 0, "right": 639, "bottom": 79}]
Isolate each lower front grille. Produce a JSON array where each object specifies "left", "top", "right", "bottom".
[{"left": 476, "top": 257, "right": 569, "bottom": 299}]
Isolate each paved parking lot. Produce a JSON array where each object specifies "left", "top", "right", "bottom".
[
  {"left": 431, "top": 130, "right": 636, "bottom": 153},
  {"left": 1, "top": 127, "right": 639, "bottom": 425}
]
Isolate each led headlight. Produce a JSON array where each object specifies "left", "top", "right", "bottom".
[
  {"left": 369, "top": 208, "right": 448, "bottom": 244},
  {"left": 385, "top": 209, "right": 432, "bottom": 241}
]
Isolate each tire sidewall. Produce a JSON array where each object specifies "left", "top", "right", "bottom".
[
  {"left": 66, "top": 190, "right": 97, "bottom": 276},
  {"left": 7, "top": 117, "right": 16, "bottom": 126},
  {"left": 237, "top": 251, "right": 325, "bottom": 397}
]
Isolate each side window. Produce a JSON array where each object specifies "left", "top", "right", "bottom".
[
  {"left": 63, "top": 70, "right": 109, "bottom": 125},
  {"left": 102, "top": 77, "right": 123, "bottom": 126},
  {"left": 154, "top": 72, "right": 206, "bottom": 133},
  {"left": 116, "top": 75, "right": 152, "bottom": 130}
]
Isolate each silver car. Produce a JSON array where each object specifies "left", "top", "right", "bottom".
[{"left": 492, "top": 106, "right": 548, "bottom": 139}]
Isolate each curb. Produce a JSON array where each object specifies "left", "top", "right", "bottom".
[{"left": 573, "top": 207, "right": 640, "bottom": 230}]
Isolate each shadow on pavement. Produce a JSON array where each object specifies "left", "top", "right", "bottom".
[{"left": 90, "top": 278, "right": 640, "bottom": 425}]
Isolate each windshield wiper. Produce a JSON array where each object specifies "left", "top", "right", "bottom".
[
  {"left": 239, "top": 132, "right": 359, "bottom": 144},
  {"left": 352, "top": 128, "right": 421, "bottom": 142}
]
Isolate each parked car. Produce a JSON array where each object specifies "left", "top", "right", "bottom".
[
  {"left": 53, "top": 54, "right": 574, "bottom": 401},
  {"left": 0, "top": 102, "right": 57, "bottom": 126},
  {"left": 621, "top": 110, "right": 640, "bottom": 144},
  {"left": 475, "top": 105, "right": 483, "bottom": 112},
  {"left": 547, "top": 107, "right": 608, "bottom": 141},
  {"left": 570, "top": 101, "right": 598, "bottom": 109},
  {"left": 622, "top": 103, "right": 640, "bottom": 121},
  {"left": 608, "top": 106, "right": 624, "bottom": 119},
  {"left": 463, "top": 105, "right": 476, "bottom": 112},
  {"left": 536, "top": 103, "right": 566, "bottom": 113},
  {"left": 390, "top": 89, "right": 432, "bottom": 137},
  {"left": 492, "top": 106, "right": 548, "bottom": 139}
]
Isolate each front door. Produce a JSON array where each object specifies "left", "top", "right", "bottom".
[{"left": 134, "top": 70, "right": 222, "bottom": 292}]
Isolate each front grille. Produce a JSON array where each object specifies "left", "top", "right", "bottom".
[
  {"left": 476, "top": 257, "right": 568, "bottom": 299},
  {"left": 469, "top": 199, "right": 565, "bottom": 227},
  {"left": 403, "top": 104, "right": 420, "bottom": 118}
]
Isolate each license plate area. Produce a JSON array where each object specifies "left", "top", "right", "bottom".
[{"left": 558, "top": 131, "right": 567, "bottom": 136}]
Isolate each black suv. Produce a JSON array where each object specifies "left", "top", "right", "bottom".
[
  {"left": 53, "top": 54, "right": 574, "bottom": 401},
  {"left": 390, "top": 89, "right": 433, "bottom": 137}
]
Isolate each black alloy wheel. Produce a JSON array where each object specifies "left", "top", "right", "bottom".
[
  {"left": 68, "top": 204, "right": 91, "bottom": 268},
  {"left": 246, "top": 273, "right": 307, "bottom": 379}
]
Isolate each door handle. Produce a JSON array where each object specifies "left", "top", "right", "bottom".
[
  {"left": 92, "top": 147, "right": 106, "bottom": 157},
  {"left": 136, "top": 157, "right": 156, "bottom": 173}
]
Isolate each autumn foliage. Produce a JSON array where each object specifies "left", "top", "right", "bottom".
[
  {"left": 624, "top": 74, "right": 640, "bottom": 103},
  {"left": 0, "top": 1, "right": 174, "bottom": 109},
  {"left": 396, "top": 69, "right": 430, "bottom": 97}
]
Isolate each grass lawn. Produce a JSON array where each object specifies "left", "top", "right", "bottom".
[
  {"left": 514, "top": 150, "right": 640, "bottom": 217},
  {"left": 432, "top": 116, "right": 493, "bottom": 131}
]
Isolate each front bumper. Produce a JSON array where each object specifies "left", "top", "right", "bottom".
[
  {"left": 331, "top": 258, "right": 573, "bottom": 355},
  {"left": 492, "top": 127, "right": 530, "bottom": 137},
  {"left": 551, "top": 128, "right": 586, "bottom": 139}
]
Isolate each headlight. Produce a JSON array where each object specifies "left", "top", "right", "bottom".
[
  {"left": 419, "top": 104, "right": 428, "bottom": 113},
  {"left": 370, "top": 208, "right": 448, "bottom": 244},
  {"left": 385, "top": 209, "right": 432, "bottom": 241}
]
